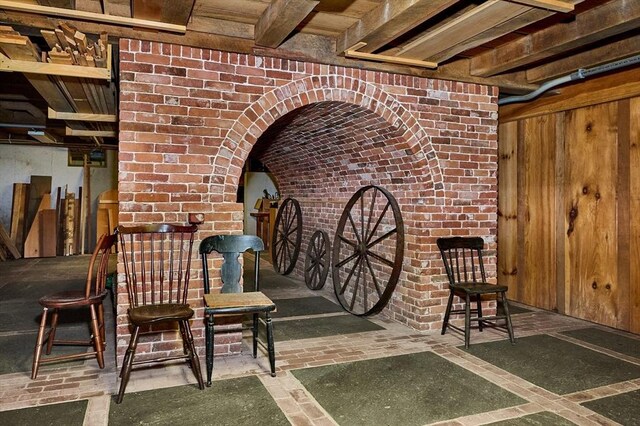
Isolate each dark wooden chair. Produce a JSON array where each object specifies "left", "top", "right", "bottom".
[
  {"left": 199, "top": 235, "right": 276, "bottom": 386},
  {"left": 31, "top": 233, "right": 116, "bottom": 379},
  {"left": 116, "top": 224, "right": 204, "bottom": 403},
  {"left": 437, "top": 237, "right": 515, "bottom": 348}
]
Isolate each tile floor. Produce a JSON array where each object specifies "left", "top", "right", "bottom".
[{"left": 1, "top": 255, "right": 639, "bottom": 425}]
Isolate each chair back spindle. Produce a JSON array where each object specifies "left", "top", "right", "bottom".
[{"left": 118, "top": 224, "right": 197, "bottom": 309}]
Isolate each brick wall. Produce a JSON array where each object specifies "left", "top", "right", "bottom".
[{"left": 118, "top": 39, "right": 499, "bottom": 360}]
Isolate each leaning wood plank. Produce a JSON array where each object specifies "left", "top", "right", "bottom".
[
  {"left": 39, "top": 209, "right": 57, "bottom": 257},
  {"left": 26, "top": 176, "right": 51, "bottom": 240},
  {"left": 24, "top": 194, "right": 51, "bottom": 258},
  {"left": 10, "top": 182, "right": 29, "bottom": 255},
  {"left": 0, "top": 222, "right": 21, "bottom": 259}
]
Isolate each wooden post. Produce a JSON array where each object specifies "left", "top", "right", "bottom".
[{"left": 64, "top": 192, "right": 75, "bottom": 256}]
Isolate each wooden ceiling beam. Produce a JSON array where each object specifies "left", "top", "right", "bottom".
[
  {"left": 345, "top": 42, "right": 437, "bottom": 69},
  {"left": 397, "top": 1, "right": 531, "bottom": 61},
  {"left": 65, "top": 126, "right": 115, "bottom": 137},
  {"left": 507, "top": 0, "right": 574, "bottom": 13},
  {"left": 254, "top": 0, "right": 319, "bottom": 48},
  {"left": 336, "top": 0, "right": 457, "bottom": 55},
  {"left": 48, "top": 107, "right": 117, "bottom": 122},
  {"left": 471, "top": 0, "right": 640, "bottom": 77},
  {"left": 0, "top": 0, "right": 186, "bottom": 33},
  {"left": 526, "top": 34, "right": 640, "bottom": 83}
]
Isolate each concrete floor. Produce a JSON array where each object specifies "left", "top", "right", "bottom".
[{"left": 1, "top": 254, "right": 639, "bottom": 425}]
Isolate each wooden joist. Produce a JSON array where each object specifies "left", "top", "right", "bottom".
[{"left": 254, "top": 0, "right": 319, "bottom": 48}]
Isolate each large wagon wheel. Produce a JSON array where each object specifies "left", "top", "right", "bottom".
[
  {"left": 304, "top": 230, "right": 331, "bottom": 290},
  {"left": 332, "top": 185, "right": 404, "bottom": 316},
  {"left": 271, "top": 197, "right": 302, "bottom": 275}
]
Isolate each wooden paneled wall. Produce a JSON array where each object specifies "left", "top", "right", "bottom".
[{"left": 498, "top": 68, "right": 640, "bottom": 334}]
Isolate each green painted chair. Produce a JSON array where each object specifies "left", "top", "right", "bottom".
[{"left": 199, "top": 235, "right": 276, "bottom": 386}]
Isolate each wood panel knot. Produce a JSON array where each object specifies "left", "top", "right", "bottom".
[{"left": 592, "top": 281, "right": 597, "bottom": 289}]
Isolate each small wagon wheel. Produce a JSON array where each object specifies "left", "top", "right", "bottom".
[
  {"left": 332, "top": 185, "right": 404, "bottom": 316},
  {"left": 271, "top": 197, "right": 303, "bottom": 275},
  {"left": 304, "top": 230, "right": 331, "bottom": 290}
]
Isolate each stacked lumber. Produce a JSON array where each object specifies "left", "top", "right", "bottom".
[{"left": 41, "top": 23, "right": 109, "bottom": 69}]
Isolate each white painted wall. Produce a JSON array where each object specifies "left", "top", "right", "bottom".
[
  {"left": 243, "top": 171, "right": 278, "bottom": 236},
  {"left": 0, "top": 145, "right": 117, "bottom": 251}
]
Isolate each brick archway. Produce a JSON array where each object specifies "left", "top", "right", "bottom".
[{"left": 215, "top": 75, "right": 444, "bottom": 204}]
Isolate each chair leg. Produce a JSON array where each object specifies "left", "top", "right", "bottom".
[
  {"left": 265, "top": 312, "right": 276, "bottom": 377},
  {"left": 464, "top": 294, "right": 471, "bottom": 349},
  {"left": 97, "top": 303, "right": 106, "bottom": 350},
  {"left": 476, "top": 295, "right": 484, "bottom": 332},
  {"left": 180, "top": 320, "right": 205, "bottom": 390},
  {"left": 500, "top": 292, "right": 516, "bottom": 344},
  {"left": 252, "top": 313, "right": 259, "bottom": 359},
  {"left": 116, "top": 326, "right": 140, "bottom": 404},
  {"left": 89, "top": 304, "right": 105, "bottom": 369},
  {"left": 441, "top": 290, "right": 454, "bottom": 335},
  {"left": 31, "top": 308, "right": 49, "bottom": 379},
  {"left": 205, "top": 313, "right": 214, "bottom": 387},
  {"left": 46, "top": 309, "right": 59, "bottom": 355}
]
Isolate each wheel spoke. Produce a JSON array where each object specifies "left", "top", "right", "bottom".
[
  {"left": 339, "top": 255, "right": 361, "bottom": 295},
  {"left": 364, "top": 253, "right": 383, "bottom": 297},
  {"left": 366, "top": 201, "right": 391, "bottom": 244},
  {"left": 337, "top": 234, "right": 357, "bottom": 248},
  {"left": 367, "top": 227, "right": 397, "bottom": 249},
  {"left": 363, "top": 187, "right": 378, "bottom": 244},
  {"left": 349, "top": 259, "right": 364, "bottom": 311},
  {"left": 335, "top": 250, "right": 359, "bottom": 268},
  {"left": 366, "top": 249, "right": 394, "bottom": 267},
  {"left": 347, "top": 212, "right": 363, "bottom": 245}
]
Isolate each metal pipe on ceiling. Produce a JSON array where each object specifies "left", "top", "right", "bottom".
[{"left": 498, "top": 54, "right": 640, "bottom": 106}]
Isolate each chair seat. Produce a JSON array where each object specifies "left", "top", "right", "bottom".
[
  {"left": 204, "top": 292, "right": 275, "bottom": 314},
  {"left": 39, "top": 290, "right": 107, "bottom": 308},
  {"left": 452, "top": 282, "right": 509, "bottom": 294},
  {"left": 128, "top": 304, "right": 194, "bottom": 325}
]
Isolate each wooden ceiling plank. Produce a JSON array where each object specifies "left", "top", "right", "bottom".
[
  {"left": 336, "top": 0, "right": 457, "bottom": 54},
  {"left": 254, "top": 0, "right": 319, "bottom": 48},
  {"left": 429, "top": 7, "right": 554, "bottom": 63},
  {"left": 508, "top": 0, "right": 574, "bottom": 13},
  {"left": 471, "top": 0, "right": 640, "bottom": 77},
  {"left": 188, "top": 16, "right": 254, "bottom": 39},
  {"left": 397, "top": 1, "right": 531, "bottom": 60},
  {"left": 526, "top": 34, "right": 640, "bottom": 83},
  {"left": 132, "top": 0, "right": 195, "bottom": 27},
  {"left": 0, "top": 0, "right": 187, "bottom": 33}
]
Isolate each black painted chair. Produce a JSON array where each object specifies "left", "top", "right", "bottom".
[
  {"left": 199, "top": 235, "right": 276, "bottom": 386},
  {"left": 116, "top": 224, "right": 204, "bottom": 403},
  {"left": 31, "top": 233, "right": 116, "bottom": 379},
  {"left": 437, "top": 237, "right": 515, "bottom": 348}
]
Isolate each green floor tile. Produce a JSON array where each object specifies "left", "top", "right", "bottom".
[
  {"left": 292, "top": 351, "right": 525, "bottom": 425},
  {"left": 582, "top": 389, "right": 640, "bottom": 425},
  {"left": 274, "top": 314, "right": 383, "bottom": 341},
  {"left": 109, "top": 376, "right": 289, "bottom": 425},
  {"left": 464, "top": 334, "right": 640, "bottom": 395},
  {"left": 0, "top": 400, "right": 87, "bottom": 426},
  {"left": 488, "top": 411, "right": 576, "bottom": 425},
  {"left": 0, "top": 328, "right": 89, "bottom": 375},
  {"left": 272, "top": 296, "right": 344, "bottom": 318},
  {"left": 561, "top": 327, "right": 640, "bottom": 359}
]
